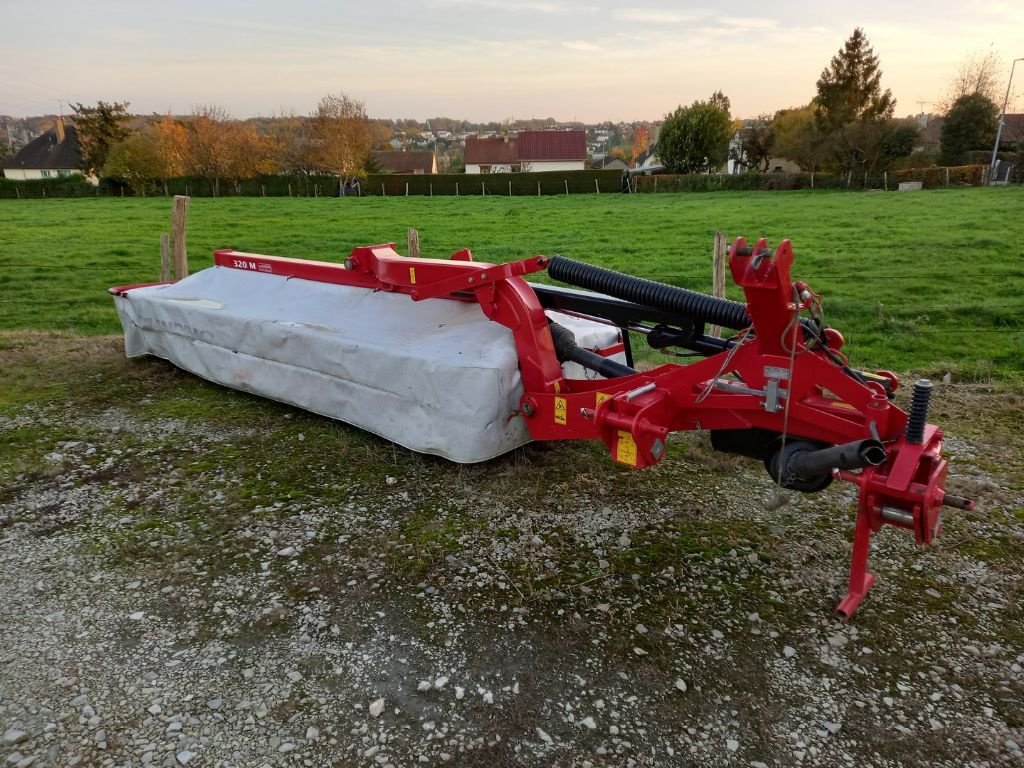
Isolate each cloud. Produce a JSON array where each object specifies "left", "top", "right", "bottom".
[
  {"left": 419, "top": 0, "right": 587, "bottom": 13},
  {"left": 613, "top": 8, "right": 711, "bottom": 24},
  {"left": 716, "top": 16, "right": 779, "bottom": 30},
  {"left": 563, "top": 40, "right": 601, "bottom": 52}
]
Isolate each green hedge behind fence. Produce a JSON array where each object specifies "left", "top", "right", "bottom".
[
  {"left": 632, "top": 165, "right": 988, "bottom": 193},
  {"left": 0, "top": 175, "right": 98, "bottom": 199},
  {"left": 363, "top": 170, "right": 624, "bottom": 196},
  {"left": 0, "top": 163, "right": 1007, "bottom": 199}
]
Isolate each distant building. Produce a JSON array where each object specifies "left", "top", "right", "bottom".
[
  {"left": 1, "top": 118, "right": 91, "bottom": 181},
  {"left": 465, "top": 135, "right": 521, "bottom": 173},
  {"left": 518, "top": 130, "right": 586, "bottom": 172},
  {"left": 464, "top": 131, "right": 586, "bottom": 174},
  {"left": 591, "top": 156, "right": 628, "bottom": 171},
  {"left": 371, "top": 150, "right": 437, "bottom": 174}
]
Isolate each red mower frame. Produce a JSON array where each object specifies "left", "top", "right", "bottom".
[{"left": 207, "top": 239, "right": 973, "bottom": 618}]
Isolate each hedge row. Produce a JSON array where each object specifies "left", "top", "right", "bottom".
[
  {"left": 892, "top": 165, "right": 985, "bottom": 187},
  {"left": 0, "top": 175, "right": 98, "bottom": 199},
  {"left": 363, "top": 170, "right": 624, "bottom": 196},
  {"left": 0, "top": 164, "right": 1006, "bottom": 199},
  {"left": 632, "top": 165, "right": 988, "bottom": 193}
]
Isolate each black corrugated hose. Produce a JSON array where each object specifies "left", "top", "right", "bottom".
[{"left": 547, "top": 256, "right": 751, "bottom": 331}]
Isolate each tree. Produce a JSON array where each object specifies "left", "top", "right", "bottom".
[
  {"left": 658, "top": 95, "right": 733, "bottom": 174},
  {"left": 103, "top": 116, "right": 188, "bottom": 195},
  {"left": 186, "top": 105, "right": 234, "bottom": 196},
  {"left": 938, "top": 50, "right": 1003, "bottom": 114},
  {"left": 70, "top": 100, "right": 132, "bottom": 176},
  {"left": 730, "top": 114, "right": 775, "bottom": 172},
  {"left": 773, "top": 106, "right": 827, "bottom": 173},
  {"left": 939, "top": 93, "right": 999, "bottom": 166},
  {"left": 709, "top": 90, "right": 731, "bottom": 115},
  {"left": 310, "top": 93, "right": 372, "bottom": 180},
  {"left": 631, "top": 125, "right": 649, "bottom": 166},
  {"left": 222, "top": 122, "right": 273, "bottom": 194},
  {"left": 814, "top": 28, "right": 894, "bottom": 134}
]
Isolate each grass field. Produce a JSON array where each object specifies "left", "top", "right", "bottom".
[{"left": 1, "top": 188, "right": 1022, "bottom": 377}]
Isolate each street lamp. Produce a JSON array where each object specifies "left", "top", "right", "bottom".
[{"left": 989, "top": 57, "right": 1024, "bottom": 184}]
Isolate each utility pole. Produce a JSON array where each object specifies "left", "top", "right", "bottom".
[{"left": 989, "top": 57, "right": 1023, "bottom": 184}]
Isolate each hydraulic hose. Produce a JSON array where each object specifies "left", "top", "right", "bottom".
[
  {"left": 548, "top": 255, "right": 751, "bottom": 331},
  {"left": 548, "top": 321, "right": 636, "bottom": 379}
]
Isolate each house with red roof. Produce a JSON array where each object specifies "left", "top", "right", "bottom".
[
  {"left": 464, "top": 130, "right": 586, "bottom": 174},
  {"left": 371, "top": 150, "right": 437, "bottom": 174}
]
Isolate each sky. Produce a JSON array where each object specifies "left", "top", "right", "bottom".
[{"left": 2, "top": 0, "right": 1022, "bottom": 123}]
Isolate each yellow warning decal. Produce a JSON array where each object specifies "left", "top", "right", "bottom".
[
  {"left": 409, "top": 267, "right": 417, "bottom": 284},
  {"left": 596, "top": 392, "right": 611, "bottom": 407},
  {"left": 616, "top": 431, "right": 638, "bottom": 466},
  {"left": 554, "top": 397, "right": 567, "bottom": 425}
]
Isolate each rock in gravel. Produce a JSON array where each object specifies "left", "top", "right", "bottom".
[
  {"left": 207, "top": 697, "right": 223, "bottom": 710},
  {"left": 369, "top": 698, "right": 385, "bottom": 718},
  {"left": 783, "top": 646, "right": 797, "bottom": 658},
  {"left": 276, "top": 546, "right": 297, "bottom": 557},
  {"left": 726, "top": 739, "right": 739, "bottom": 752},
  {"left": 536, "top": 728, "right": 553, "bottom": 745},
  {"left": 2, "top": 730, "right": 28, "bottom": 745},
  {"left": 579, "top": 716, "right": 597, "bottom": 730},
  {"left": 455, "top": 687, "right": 465, "bottom": 700},
  {"left": 417, "top": 680, "right": 432, "bottom": 691},
  {"left": 128, "top": 611, "right": 145, "bottom": 621},
  {"left": 674, "top": 679, "right": 688, "bottom": 693},
  {"left": 176, "top": 751, "right": 195, "bottom": 765},
  {"left": 633, "top": 647, "right": 648, "bottom": 656},
  {"left": 434, "top": 676, "right": 449, "bottom": 689}
]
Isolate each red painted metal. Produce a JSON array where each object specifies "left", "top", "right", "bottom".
[{"left": 190, "top": 239, "right": 971, "bottom": 617}]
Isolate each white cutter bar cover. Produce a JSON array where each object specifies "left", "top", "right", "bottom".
[{"left": 112, "top": 265, "right": 624, "bottom": 463}]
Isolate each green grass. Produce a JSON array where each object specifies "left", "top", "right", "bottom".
[{"left": 1, "top": 188, "right": 1022, "bottom": 376}]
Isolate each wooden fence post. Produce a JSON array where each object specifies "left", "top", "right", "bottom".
[
  {"left": 564, "top": 179, "right": 569, "bottom": 195},
  {"left": 171, "top": 195, "right": 190, "bottom": 280},
  {"left": 595, "top": 178, "right": 600, "bottom": 194},
  {"left": 537, "top": 181, "right": 541, "bottom": 196},
  {"left": 709, "top": 231, "right": 727, "bottom": 338},
  {"left": 160, "top": 233, "right": 171, "bottom": 282},
  {"left": 408, "top": 228, "right": 420, "bottom": 259}
]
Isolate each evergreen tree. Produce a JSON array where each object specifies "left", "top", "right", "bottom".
[
  {"left": 814, "top": 28, "right": 894, "bottom": 133},
  {"left": 70, "top": 101, "right": 131, "bottom": 176}
]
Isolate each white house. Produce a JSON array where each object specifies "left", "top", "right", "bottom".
[{"left": 1, "top": 118, "right": 92, "bottom": 182}]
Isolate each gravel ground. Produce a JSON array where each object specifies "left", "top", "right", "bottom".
[{"left": 1, "top": 334, "right": 1022, "bottom": 767}]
